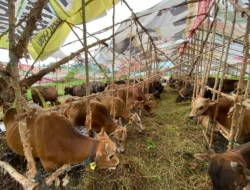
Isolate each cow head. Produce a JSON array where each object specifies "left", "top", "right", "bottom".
[
  {"left": 195, "top": 150, "right": 250, "bottom": 190},
  {"left": 129, "top": 112, "right": 144, "bottom": 132},
  {"left": 188, "top": 98, "right": 218, "bottom": 119},
  {"left": 131, "top": 100, "right": 144, "bottom": 116},
  {"left": 108, "top": 126, "right": 127, "bottom": 153},
  {"left": 64, "top": 87, "right": 72, "bottom": 95},
  {"left": 175, "top": 83, "right": 194, "bottom": 103},
  {"left": 143, "top": 95, "right": 153, "bottom": 114},
  {"left": 90, "top": 129, "right": 119, "bottom": 170}
]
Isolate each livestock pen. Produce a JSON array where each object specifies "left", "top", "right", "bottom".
[{"left": 0, "top": 0, "right": 250, "bottom": 190}]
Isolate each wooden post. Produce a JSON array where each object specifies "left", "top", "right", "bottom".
[
  {"left": 8, "top": 0, "right": 37, "bottom": 180},
  {"left": 111, "top": 0, "right": 116, "bottom": 119},
  {"left": 229, "top": 12, "right": 250, "bottom": 149},
  {"left": 210, "top": 0, "right": 227, "bottom": 149},
  {"left": 82, "top": 0, "right": 91, "bottom": 122}
]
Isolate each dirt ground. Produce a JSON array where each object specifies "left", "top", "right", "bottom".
[{"left": 0, "top": 86, "right": 215, "bottom": 190}]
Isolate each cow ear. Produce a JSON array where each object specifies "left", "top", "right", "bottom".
[
  {"left": 209, "top": 100, "right": 218, "bottom": 107},
  {"left": 109, "top": 132, "right": 115, "bottom": 138},
  {"left": 194, "top": 151, "right": 214, "bottom": 162}
]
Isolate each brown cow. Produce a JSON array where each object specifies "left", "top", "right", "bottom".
[
  {"left": 31, "top": 86, "right": 60, "bottom": 107},
  {"left": 106, "top": 84, "right": 152, "bottom": 116},
  {"left": 95, "top": 96, "right": 144, "bottom": 132},
  {"left": 188, "top": 97, "right": 250, "bottom": 143},
  {"left": 64, "top": 84, "right": 86, "bottom": 97},
  {"left": 62, "top": 97, "right": 128, "bottom": 153},
  {"left": 4, "top": 108, "right": 119, "bottom": 172},
  {"left": 234, "top": 81, "right": 249, "bottom": 95},
  {"left": 195, "top": 142, "right": 250, "bottom": 190}
]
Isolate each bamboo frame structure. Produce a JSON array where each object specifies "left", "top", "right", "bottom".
[{"left": 1, "top": 0, "right": 250, "bottom": 189}]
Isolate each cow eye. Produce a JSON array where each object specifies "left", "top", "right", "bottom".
[
  {"left": 119, "top": 140, "right": 122, "bottom": 143},
  {"left": 199, "top": 106, "right": 204, "bottom": 110},
  {"left": 109, "top": 154, "right": 114, "bottom": 160}
]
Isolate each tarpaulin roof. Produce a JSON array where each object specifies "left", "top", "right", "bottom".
[
  {"left": 0, "top": 0, "right": 119, "bottom": 61},
  {"left": 111, "top": 0, "right": 248, "bottom": 70}
]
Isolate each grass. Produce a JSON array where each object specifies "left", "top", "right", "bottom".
[
  {"left": 0, "top": 86, "right": 212, "bottom": 190},
  {"left": 65, "top": 86, "right": 211, "bottom": 190}
]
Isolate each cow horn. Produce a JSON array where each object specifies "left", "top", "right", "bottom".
[
  {"left": 105, "top": 143, "right": 109, "bottom": 155},
  {"left": 118, "top": 117, "right": 122, "bottom": 126}
]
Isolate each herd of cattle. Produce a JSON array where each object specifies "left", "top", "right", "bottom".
[
  {"left": 4, "top": 78, "right": 164, "bottom": 173},
  {"left": 169, "top": 76, "right": 250, "bottom": 190},
  {"left": 3, "top": 75, "right": 250, "bottom": 189}
]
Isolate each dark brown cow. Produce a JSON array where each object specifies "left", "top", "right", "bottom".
[
  {"left": 4, "top": 107, "right": 119, "bottom": 172},
  {"left": 31, "top": 86, "right": 60, "bottom": 107},
  {"left": 176, "top": 78, "right": 239, "bottom": 103},
  {"left": 105, "top": 80, "right": 126, "bottom": 87},
  {"left": 195, "top": 142, "right": 250, "bottom": 190},
  {"left": 90, "top": 81, "right": 105, "bottom": 93},
  {"left": 188, "top": 97, "right": 250, "bottom": 143},
  {"left": 62, "top": 97, "right": 127, "bottom": 153},
  {"left": 64, "top": 84, "right": 86, "bottom": 97}
]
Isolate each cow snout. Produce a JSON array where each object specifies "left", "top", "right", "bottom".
[{"left": 188, "top": 115, "right": 194, "bottom": 119}]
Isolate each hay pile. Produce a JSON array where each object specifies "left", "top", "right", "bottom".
[{"left": 0, "top": 86, "right": 212, "bottom": 189}]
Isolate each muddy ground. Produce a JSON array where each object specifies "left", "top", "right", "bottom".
[{"left": 0, "top": 86, "right": 225, "bottom": 190}]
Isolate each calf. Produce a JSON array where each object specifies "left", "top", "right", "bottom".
[
  {"left": 188, "top": 97, "right": 250, "bottom": 143},
  {"left": 195, "top": 142, "right": 250, "bottom": 190},
  {"left": 31, "top": 86, "right": 60, "bottom": 107},
  {"left": 4, "top": 108, "right": 119, "bottom": 172},
  {"left": 62, "top": 97, "right": 128, "bottom": 153},
  {"left": 95, "top": 96, "right": 144, "bottom": 132}
]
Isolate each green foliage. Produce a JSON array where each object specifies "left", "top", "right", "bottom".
[{"left": 145, "top": 138, "right": 156, "bottom": 150}]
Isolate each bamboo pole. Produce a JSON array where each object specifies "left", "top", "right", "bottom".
[
  {"left": 230, "top": 14, "right": 250, "bottom": 147},
  {"left": 82, "top": 0, "right": 91, "bottom": 124},
  {"left": 111, "top": 0, "right": 116, "bottom": 119},
  {"left": 8, "top": 0, "right": 37, "bottom": 180},
  {"left": 199, "top": 23, "right": 210, "bottom": 97},
  {"left": 126, "top": 12, "right": 133, "bottom": 108},
  {"left": 204, "top": 10, "right": 215, "bottom": 85},
  {"left": 228, "top": 0, "right": 250, "bottom": 17},
  {"left": 210, "top": 0, "right": 225, "bottom": 149}
]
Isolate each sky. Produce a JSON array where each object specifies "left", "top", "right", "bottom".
[{"left": 0, "top": 0, "right": 162, "bottom": 66}]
